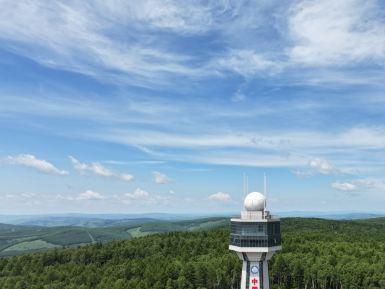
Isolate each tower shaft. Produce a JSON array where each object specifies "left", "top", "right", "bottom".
[{"left": 241, "top": 259, "right": 269, "bottom": 289}]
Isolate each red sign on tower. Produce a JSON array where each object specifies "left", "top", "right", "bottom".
[{"left": 251, "top": 278, "right": 259, "bottom": 289}]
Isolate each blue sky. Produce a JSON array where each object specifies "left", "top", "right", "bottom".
[{"left": 1, "top": 0, "right": 385, "bottom": 214}]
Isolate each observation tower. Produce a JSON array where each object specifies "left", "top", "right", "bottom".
[{"left": 229, "top": 186, "right": 282, "bottom": 289}]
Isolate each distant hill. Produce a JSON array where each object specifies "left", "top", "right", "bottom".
[
  {"left": 278, "top": 211, "right": 385, "bottom": 220},
  {"left": 1, "top": 211, "right": 383, "bottom": 227},
  {"left": 0, "top": 217, "right": 230, "bottom": 257},
  {"left": 0, "top": 213, "right": 212, "bottom": 227}
]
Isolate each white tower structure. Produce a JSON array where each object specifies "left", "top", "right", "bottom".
[{"left": 229, "top": 191, "right": 282, "bottom": 289}]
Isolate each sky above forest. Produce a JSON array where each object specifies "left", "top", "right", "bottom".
[{"left": 1, "top": 0, "right": 385, "bottom": 214}]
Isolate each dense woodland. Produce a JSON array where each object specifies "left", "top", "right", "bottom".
[{"left": 0, "top": 218, "right": 384, "bottom": 289}]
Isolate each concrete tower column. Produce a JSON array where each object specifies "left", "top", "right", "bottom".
[{"left": 229, "top": 191, "right": 282, "bottom": 289}]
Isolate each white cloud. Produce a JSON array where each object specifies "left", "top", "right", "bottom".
[
  {"left": 119, "top": 174, "right": 135, "bottom": 182},
  {"left": 153, "top": 171, "right": 172, "bottom": 184},
  {"left": 56, "top": 190, "right": 105, "bottom": 201},
  {"left": 213, "top": 49, "right": 281, "bottom": 77},
  {"left": 55, "top": 194, "right": 76, "bottom": 201},
  {"left": 293, "top": 158, "right": 339, "bottom": 178},
  {"left": 208, "top": 192, "right": 232, "bottom": 202},
  {"left": 0, "top": 1, "right": 210, "bottom": 87},
  {"left": 331, "top": 182, "right": 357, "bottom": 191},
  {"left": 288, "top": 0, "right": 385, "bottom": 66},
  {"left": 20, "top": 192, "right": 36, "bottom": 199},
  {"left": 118, "top": 187, "right": 173, "bottom": 206},
  {"left": 5, "top": 154, "right": 68, "bottom": 175},
  {"left": 126, "top": 188, "right": 150, "bottom": 200},
  {"left": 82, "top": 126, "right": 385, "bottom": 172},
  {"left": 125, "top": 188, "right": 151, "bottom": 201},
  {"left": 69, "top": 156, "right": 134, "bottom": 182},
  {"left": 106, "top": 0, "right": 215, "bottom": 34},
  {"left": 309, "top": 158, "right": 335, "bottom": 175},
  {"left": 1, "top": 0, "right": 384, "bottom": 87},
  {"left": 332, "top": 178, "right": 385, "bottom": 192},
  {"left": 77, "top": 190, "right": 105, "bottom": 200}
]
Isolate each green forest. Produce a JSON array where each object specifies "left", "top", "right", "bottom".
[{"left": 0, "top": 218, "right": 384, "bottom": 289}]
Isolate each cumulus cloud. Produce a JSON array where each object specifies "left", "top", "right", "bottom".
[
  {"left": 118, "top": 187, "right": 173, "bottom": 206},
  {"left": 153, "top": 171, "right": 172, "bottom": 184},
  {"left": 292, "top": 157, "right": 337, "bottom": 178},
  {"left": 77, "top": 190, "right": 105, "bottom": 200},
  {"left": 69, "top": 156, "right": 134, "bottom": 182},
  {"left": 331, "top": 178, "right": 385, "bottom": 192},
  {"left": 208, "top": 192, "right": 232, "bottom": 202},
  {"left": 119, "top": 188, "right": 160, "bottom": 205},
  {"left": 309, "top": 158, "right": 335, "bottom": 175},
  {"left": 125, "top": 188, "right": 151, "bottom": 201},
  {"left": 4, "top": 154, "right": 68, "bottom": 175},
  {"left": 57, "top": 190, "right": 105, "bottom": 201}
]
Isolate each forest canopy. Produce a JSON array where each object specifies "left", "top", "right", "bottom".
[{"left": 0, "top": 218, "right": 384, "bottom": 289}]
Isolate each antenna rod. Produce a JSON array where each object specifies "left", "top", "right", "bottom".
[
  {"left": 246, "top": 175, "right": 249, "bottom": 196},
  {"left": 264, "top": 173, "right": 267, "bottom": 210},
  {"left": 242, "top": 173, "right": 247, "bottom": 211},
  {"left": 243, "top": 173, "right": 246, "bottom": 197},
  {"left": 264, "top": 173, "right": 267, "bottom": 195}
]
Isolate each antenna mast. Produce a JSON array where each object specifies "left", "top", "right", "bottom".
[
  {"left": 243, "top": 173, "right": 246, "bottom": 197},
  {"left": 264, "top": 173, "right": 267, "bottom": 210},
  {"left": 246, "top": 175, "right": 249, "bottom": 196},
  {"left": 242, "top": 173, "right": 247, "bottom": 211}
]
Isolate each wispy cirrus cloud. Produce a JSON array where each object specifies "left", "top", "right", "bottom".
[
  {"left": 212, "top": 49, "right": 283, "bottom": 77},
  {"left": 69, "top": 156, "right": 134, "bottom": 182},
  {"left": 288, "top": 0, "right": 385, "bottom": 66},
  {"left": 3, "top": 154, "right": 68, "bottom": 175},
  {"left": 3, "top": 0, "right": 384, "bottom": 88},
  {"left": 86, "top": 126, "right": 385, "bottom": 173},
  {"left": 0, "top": 1, "right": 208, "bottom": 87}
]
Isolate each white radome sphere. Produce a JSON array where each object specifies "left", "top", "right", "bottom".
[{"left": 244, "top": 192, "right": 266, "bottom": 211}]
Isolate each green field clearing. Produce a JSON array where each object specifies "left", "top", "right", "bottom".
[
  {"left": 3, "top": 239, "right": 58, "bottom": 252},
  {"left": 127, "top": 227, "right": 154, "bottom": 238}
]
